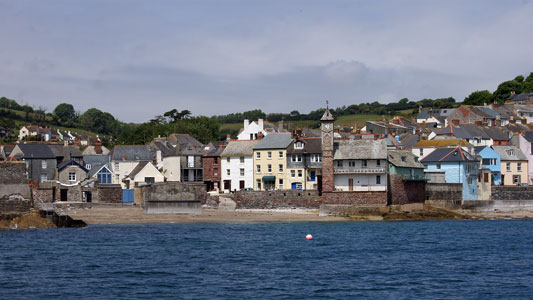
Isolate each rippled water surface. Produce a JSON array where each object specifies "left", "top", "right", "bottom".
[{"left": 1, "top": 220, "right": 533, "bottom": 299}]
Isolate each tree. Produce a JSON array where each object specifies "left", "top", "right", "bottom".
[
  {"left": 54, "top": 103, "right": 76, "bottom": 123},
  {"left": 79, "top": 108, "right": 117, "bottom": 134},
  {"left": 493, "top": 79, "right": 523, "bottom": 103},
  {"left": 464, "top": 90, "right": 494, "bottom": 106}
]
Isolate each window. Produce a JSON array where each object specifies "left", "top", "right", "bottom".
[
  {"left": 294, "top": 142, "right": 304, "bottom": 149},
  {"left": 362, "top": 160, "right": 367, "bottom": 168},
  {"left": 188, "top": 156, "right": 194, "bottom": 167},
  {"left": 279, "top": 164, "right": 283, "bottom": 172},
  {"left": 507, "top": 162, "right": 511, "bottom": 171},
  {"left": 436, "top": 163, "right": 441, "bottom": 170},
  {"left": 468, "top": 177, "right": 473, "bottom": 185},
  {"left": 268, "top": 164, "right": 272, "bottom": 173},
  {"left": 298, "top": 170, "right": 302, "bottom": 177},
  {"left": 41, "top": 160, "right": 47, "bottom": 169},
  {"left": 214, "top": 157, "right": 218, "bottom": 164},
  {"left": 240, "top": 168, "right": 244, "bottom": 176},
  {"left": 311, "top": 154, "right": 322, "bottom": 162},
  {"left": 250, "top": 133, "right": 254, "bottom": 140},
  {"left": 115, "top": 174, "right": 120, "bottom": 181},
  {"left": 256, "top": 179, "right": 261, "bottom": 190},
  {"left": 419, "top": 149, "right": 423, "bottom": 157},
  {"left": 227, "top": 157, "right": 230, "bottom": 163},
  {"left": 518, "top": 163, "right": 522, "bottom": 171},
  {"left": 115, "top": 162, "right": 120, "bottom": 170},
  {"left": 291, "top": 155, "right": 302, "bottom": 162},
  {"left": 240, "top": 157, "right": 245, "bottom": 164},
  {"left": 40, "top": 173, "right": 47, "bottom": 183},
  {"left": 509, "top": 149, "right": 515, "bottom": 156},
  {"left": 376, "top": 159, "right": 381, "bottom": 166},
  {"left": 256, "top": 165, "right": 261, "bottom": 173},
  {"left": 513, "top": 175, "right": 520, "bottom": 184},
  {"left": 482, "top": 158, "right": 496, "bottom": 165},
  {"left": 376, "top": 175, "right": 381, "bottom": 185},
  {"left": 145, "top": 177, "right": 155, "bottom": 184},
  {"left": 69, "top": 172, "right": 76, "bottom": 181},
  {"left": 279, "top": 179, "right": 284, "bottom": 190},
  {"left": 291, "top": 170, "right": 296, "bottom": 177},
  {"left": 336, "top": 161, "right": 343, "bottom": 167},
  {"left": 97, "top": 168, "right": 111, "bottom": 184},
  {"left": 227, "top": 169, "right": 230, "bottom": 176},
  {"left": 268, "top": 151, "right": 272, "bottom": 159},
  {"left": 279, "top": 151, "right": 283, "bottom": 158},
  {"left": 256, "top": 152, "right": 261, "bottom": 159},
  {"left": 86, "top": 164, "right": 92, "bottom": 170},
  {"left": 348, "top": 161, "right": 355, "bottom": 167}
]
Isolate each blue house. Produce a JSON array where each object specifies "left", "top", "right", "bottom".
[
  {"left": 474, "top": 146, "right": 501, "bottom": 185},
  {"left": 421, "top": 147, "right": 479, "bottom": 201}
]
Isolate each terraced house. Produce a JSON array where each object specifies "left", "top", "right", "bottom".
[
  {"left": 493, "top": 146, "right": 528, "bottom": 186},
  {"left": 286, "top": 137, "right": 322, "bottom": 190},
  {"left": 220, "top": 140, "right": 259, "bottom": 192},
  {"left": 253, "top": 133, "right": 292, "bottom": 191}
]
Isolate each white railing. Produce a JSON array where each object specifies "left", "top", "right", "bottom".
[{"left": 334, "top": 167, "right": 386, "bottom": 174}]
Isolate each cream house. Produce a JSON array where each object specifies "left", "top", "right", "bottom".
[
  {"left": 253, "top": 133, "right": 293, "bottom": 190},
  {"left": 493, "top": 146, "right": 529, "bottom": 185}
]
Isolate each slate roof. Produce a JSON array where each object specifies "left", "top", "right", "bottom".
[
  {"left": 492, "top": 146, "right": 528, "bottom": 161},
  {"left": 167, "top": 134, "right": 203, "bottom": 148},
  {"left": 253, "top": 133, "right": 293, "bottom": 150},
  {"left": 418, "top": 108, "right": 456, "bottom": 119},
  {"left": 333, "top": 139, "right": 387, "bottom": 160},
  {"left": 110, "top": 145, "right": 153, "bottom": 161},
  {"left": 413, "top": 139, "right": 472, "bottom": 148},
  {"left": 437, "top": 124, "right": 510, "bottom": 141},
  {"left": 124, "top": 161, "right": 150, "bottom": 179},
  {"left": 476, "top": 106, "right": 508, "bottom": 120},
  {"left": 420, "top": 147, "right": 477, "bottom": 163},
  {"left": 509, "top": 92, "right": 533, "bottom": 102},
  {"left": 523, "top": 131, "right": 533, "bottom": 143},
  {"left": 286, "top": 138, "right": 322, "bottom": 154},
  {"left": 400, "top": 133, "right": 420, "bottom": 149},
  {"left": 388, "top": 150, "right": 425, "bottom": 169},
  {"left": 149, "top": 141, "right": 178, "bottom": 157},
  {"left": 221, "top": 140, "right": 259, "bottom": 156},
  {"left": 58, "top": 159, "right": 88, "bottom": 173},
  {"left": 82, "top": 145, "right": 110, "bottom": 155},
  {"left": 515, "top": 104, "right": 533, "bottom": 113},
  {"left": 83, "top": 155, "right": 111, "bottom": 177},
  {"left": 15, "top": 144, "right": 55, "bottom": 159}
]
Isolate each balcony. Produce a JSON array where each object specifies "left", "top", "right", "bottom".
[{"left": 334, "top": 167, "right": 386, "bottom": 174}]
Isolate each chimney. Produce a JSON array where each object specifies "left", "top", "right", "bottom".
[
  {"left": 95, "top": 141, "right": 102, "bottom": 154},
  {"left": 279, "top": 120, "right": 284, "bottom": 131},
  {"left": 257, "top": 132, "right": 264, "bottom": 140},
  {"left": 258, "top": 119, "right": 264, "bottom": 129},
  {"left": 244, "top": 119, "right": 249, "bottom": 130},
  {"left": 63, "top": 140, "right": 68, "bottom": 147},
  {"left": 452, "top": 119, "right": 460, "bottom": 125},
  {"left": 122, "top": 154, "right": 126, "bottom": 161},
  {"left": 511, "top": 91, "right": 516, "bottom": 96},
  {"left": 521, "top": 118, "right": 527, "bottom": 125},
  {"left": 226, "top": 134, "right": 231, "bottom": 142},
  {"left": 495, "top": 116, "right": 502, "bottom": 127}
]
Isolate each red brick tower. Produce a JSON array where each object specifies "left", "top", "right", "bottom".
[{"left": 320, "top": 102, "right": 335, "bottom": 192}]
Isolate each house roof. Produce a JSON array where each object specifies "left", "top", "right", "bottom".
[
  {"left": 168, "top": 134, "right": 203, "bottom": 148},
  {"left": 58, "top": 159, "right": 88, "bottom": 173},
  {"left": 492, "top": 146, "right": 528, "bottom": 161},
  {"left": 110, "top": 145, "right": 153, "bottom": 161},
  {"left": 509, "top": 92, "right": 533, "bottom": 102},
  {"left": 333, "top": 139, "right": 387, "bottom": 160},
  {"left": 82, "top": 145, "right": 110, "bottom": 155},
  {"left": 413, "top": 139, "right": 472, "bottom": 148},
  {"left": 399, "top": 133, "right": 420, "bottom": 149},
  {"left": 523, "top": 131, "right": 533, "bottom": 143},
  {"left": 253, "top": 133, "right": 293, "bottom": 150},
  {"left": 286, "top": 138, "right": 322, "bottom": 154},
  {"left": 436, "top": 124, "right": 510, "bottom": 141},
  {"left": 420, "top": 147, "right": 478, "bottom": 163},
  {"left": 149, "top": 140, "right": 178, "bottom": 157},
  {"left": 83, "top": 156, "right": 110, "bottom": 177},
  {"left": 388, "top": 150, "right": 425, "bottom": 169},
  {"left": 515, "top": 104, "right": 533, "bottom": 113},
  {"left": 124, "top": 161, "right": 150, "bottom": 179},
  {"left": 221, "top": 140, "right": 260, "bottom": 157},
  {"left": 15, "top": 144, "right": 55, "bottom": 159},
  {"left": 418, "top": 108, "right": 456, "bottom": 119}
]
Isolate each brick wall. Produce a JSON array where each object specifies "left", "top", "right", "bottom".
[
  {"left": 95, "top": 185, "right": 122, "bottom": 203},
  {"left": 492, "top": 186, "right": 533, "bottom": 201},
  {"left": 234, "top": 190, "right": 322, "bottom": 209},
  {"left": 322, "top": 191, "right": 387, "bottom": 206},
  {"left": 0, "top": 162, "right": 28, "bottom": 184},
  {"left": 387, "top": 174, "right": 426, "bottom": 205}
]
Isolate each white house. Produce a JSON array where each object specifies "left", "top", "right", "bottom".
[
  {"left": 109, "top": 145, "right": 154, "bottom": 189},
  {"left": 148, "top": 140, "right": 181, "bottom": 182},
  {"left": 122, "top": 161, "right": 165, "bottom": 189},
  {"left": 237, "top": 119, "right": 268, "bottom": 140},
  {"left": 220, "top": 140, "right": 259, "bottom": 192},
  {"left": 333, "top": 139, "right": 388, "bottom": 192}
]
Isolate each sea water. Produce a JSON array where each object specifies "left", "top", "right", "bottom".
[{"left": 1, "top": 220, "right": 533, "bottom": 299}]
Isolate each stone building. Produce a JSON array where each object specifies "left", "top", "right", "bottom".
[
  {"left": 10, "top": 143, "right": 57, "bottom": 183},
  {"left": 57, "top": 160, "right": 88, "bottom": 185}
]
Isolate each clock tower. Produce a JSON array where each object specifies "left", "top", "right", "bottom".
[{"left": 320, "top": 102, "right": 335, "bottom": 193}]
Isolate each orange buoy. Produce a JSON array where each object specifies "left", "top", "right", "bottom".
[{"left": 306, "top": 234, "right": 313, "bottom": 240}]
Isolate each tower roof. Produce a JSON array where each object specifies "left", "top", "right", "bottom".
[{"left": 320, "top": 108, "right": 334, "bottom": 121}]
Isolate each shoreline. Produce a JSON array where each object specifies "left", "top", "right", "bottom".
[{"left": 3, "top": 207, "right": 533, "bottom": 230}]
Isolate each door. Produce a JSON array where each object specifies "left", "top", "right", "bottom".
[
  {"left": 348, "top": 178, "right": 354, "bottom": 191},
  {"left": 224, "top": 180, "right": 231, "bottom": 190},
  {"left": 239, "top": 180, "right": 245, "bottom": 189},
  {"left": 60, "top": 189, "right": 68, "bottom": 202},
  {"left": 122, "top": 189, "right": 134, "bottom": 203}
]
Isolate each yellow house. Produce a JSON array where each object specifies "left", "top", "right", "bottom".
[
  {"left": 493, "top": 146, "right": 529, "bottom": 185},
  {"left": 252, "top": 133, "right": 293, "bottom": 190}
]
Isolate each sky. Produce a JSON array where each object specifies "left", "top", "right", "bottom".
[{"left": 0, "top": 0, "right": 532, "bottom": 123}]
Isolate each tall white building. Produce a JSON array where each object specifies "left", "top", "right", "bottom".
[
  {"left": 237, "top": 119, "right": 268, "bottom": 140},
  {"left": 220, "top": 140, "right": 259, "bottom": 192}
]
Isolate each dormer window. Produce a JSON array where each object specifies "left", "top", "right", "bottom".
[
  {"left": 508, "top": 149, "right": 515, "bottom": 156},
  {"left": 401, "top": 156, "right": 406, "bottom": 162},
  {"left": 294, "top": 141, "right": 304, "bottom": 149}
]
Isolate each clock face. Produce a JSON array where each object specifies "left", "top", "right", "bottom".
[{"left": 324, "top": 123, "right": 331, "bottom": 130}]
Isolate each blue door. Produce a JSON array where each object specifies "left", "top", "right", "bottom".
[{"left": 122, "top": 189, "right": 134, "bottom": 203}]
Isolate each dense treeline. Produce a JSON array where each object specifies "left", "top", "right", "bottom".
[{"left": 1, "top": 71, "right": 532, "bottom": 145}]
